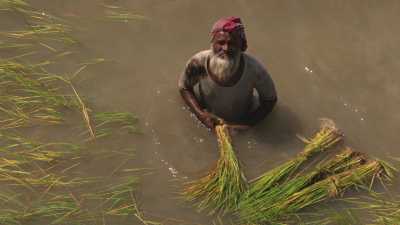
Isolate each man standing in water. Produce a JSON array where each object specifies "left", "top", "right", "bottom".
[{"left": 178, "top": 17, "right": 277, "bottom": 130}]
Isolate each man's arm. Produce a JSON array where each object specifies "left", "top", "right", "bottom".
[
  {"left": 178, "top": 59, "right": 219, "bottom": 129},
  {"left": 242, "top": 66, "right": 277, "bottom": 126},
  {"left": 244, "top": 97, "right": 277, "bottom": 126}
]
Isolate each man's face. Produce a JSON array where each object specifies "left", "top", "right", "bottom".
[{"left": 212, "top": 31, "right": 242, "bottom": 59}]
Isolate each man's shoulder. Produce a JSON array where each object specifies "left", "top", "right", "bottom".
[
  {"left": 186, "top": 50, "right": 212, "bottom": 67},
  {"left": 243, "top": 53, "right": 267, "bottom": 74},
  {"left": 243, "top": 53, "right": 265, "bottom": 71}
]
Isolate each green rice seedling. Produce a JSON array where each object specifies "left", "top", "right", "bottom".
[
  {"left": 0, "top": 0, "right": 75, "bottom": 45},
  {"left": 21, "top": 193, "right": 96, "bottom": 225},
  {"left": 67, "top": 82, "right": 95, "bottom": 140},
  {"left": 87, "top": 177, "right": 160, "bottom": 224},
  {"left": 0, "top": 42, "right": 33, "bottom": 50},
  {"left": 103, "top": 178, "right": 138, "bottom": 216},
  {"left": 0, "top": 191, "right": 25, "bottom": 225},
  {"left": 342, "top": 192, "right": 400, "bottom": 225},
  {"left": 89, "top": 176, "right": 160, "bottom": 224},
  {"left": 92, "top": 112, "right": 139, "bottom": 138},
  {"left": 0, "top": 0, "right": 29, "bottom": 11},
  {"left": 102, "top": 4, "right": 147, "bottom": 23},
  {"left": 1, "top": 24, "right": 73, "bottom": 43},
  {"left": 23, "top": 174, "right": 96, "bottom": 189},
  {"left": 248, "top": 160, "right": 392, "bottom": 224},
  {"left": 0, "top": 192, "right": 94, "bottom": 225},
  {"left": 87, "top": 178, "right": 140, "bottom": 216},
  {"left": 0, "top": 60, "right": 79, "bottom": 128},
  {"left": 238, "top": 148, "right": 366, "bottom": 223},
  {"left": 0, "top": 132, "right": 81, "bottom": 163},
  {"left": 288, "top": 208, "right": 362, "bottom": 225},
  {"left": 183, "top": 124, "right": 247, "bottom": 215},
  {"left": 0, "top": 163, "right": 94, "bottom": 191},
  {"left": 0, "top": 210, "right": 21, "bottom": 225},
  {"left": 0, "top": 132, "right": 90, "bottom": 191},
  {"left": 247, "top": 120, "right": 343, "bottom": 200}
]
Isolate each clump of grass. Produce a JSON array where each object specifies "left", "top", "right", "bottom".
[
  {"left": 290, "top": 208, "right": 362, "bottom": 225},
  {"left": 0, "top": 60, "right": 79, "bottom": 129},
  {"left": 246, "top": 120, "right": 343, "bottom": 201},
  {"left": 87, "top": 178, "right": 139, "bottom": 216},
  {"left": 238, "top": 148, "right": 366, "bottom": 223},
  {"left": 0, "top": 132, "right": 80, "bottom": 163},
  {"left": 252, "top": 160, "right": 393, "bottom": 224},
  {"left": 342, "top": 191, "right": 400, "bottom": 225},
  {"left": 1, "top": 0, "right": 75, "bottom": 45},
  {"left": 86, "top": 177, "right": 160, "bottom": 224},
  {"left": 0, "top": 192, "right": 95, "bottom": 225},
  {"left": 0, "top": 132, "right": 93, "bottom": 191},
  {"left": 26, "top": 194, "right": 94, "bottom": 224},
  {"left": 92, "top": 112, "right": 139, "bottom": 138},
  {"left": 183, "top": 124, "right": 247, "bottom": 215}
]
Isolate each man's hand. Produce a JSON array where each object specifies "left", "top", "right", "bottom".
[{"left": 200, "top": 111, "right": 221, "bottom": 129}]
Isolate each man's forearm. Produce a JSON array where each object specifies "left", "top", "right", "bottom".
[{"left": 179, "top": 88, "right": 205, "bottom": 119}]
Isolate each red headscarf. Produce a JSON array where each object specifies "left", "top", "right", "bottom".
[{"left": 211, "top": 16, "right": 248, "bottom": 51}]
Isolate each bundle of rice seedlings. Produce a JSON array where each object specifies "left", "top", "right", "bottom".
[
  {"left": 246, "top": 120, "right": 342, "bottom": 200},
  {"left": 183, "top": 124, "right": 247, "bottom": 215},
  {"left": 238, "top": 148, "right": 366, "bottom": 222},
  {"left": 251, "top": 160, "right": 392, "bottom": 224}
]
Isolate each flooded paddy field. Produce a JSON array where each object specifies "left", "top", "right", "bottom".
[{"left": 1, "top": 0, "right": 400, "bottom": 224}]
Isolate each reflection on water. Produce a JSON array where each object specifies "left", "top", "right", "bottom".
[{"left": 4, "top": 0, "right": 400, "bottom": 224}]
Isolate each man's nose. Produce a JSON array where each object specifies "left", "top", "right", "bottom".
[{"left": 222, "top": 44, "right": 228, "bottom": 51}]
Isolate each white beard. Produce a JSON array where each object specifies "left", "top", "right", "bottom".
[{"left": 209, "top": 52, "right": 240, "bottom": 82}]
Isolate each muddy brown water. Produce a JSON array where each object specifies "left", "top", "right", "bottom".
[{"left": 3, "top": 0, "right": 400, "bottom": 224}]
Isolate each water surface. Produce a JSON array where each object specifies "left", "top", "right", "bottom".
[{"left": 7, "top": 0, "right": 400, "bottom": 224}]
